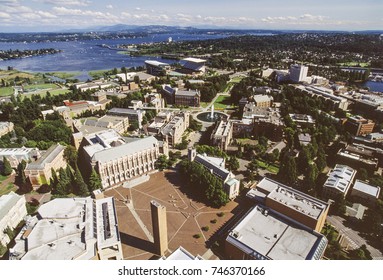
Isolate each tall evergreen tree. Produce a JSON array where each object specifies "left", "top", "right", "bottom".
[
  {"left": 2, "top": 156, "right": 12, "bottom": 176},
  {"left": 73, "top": 165, "right": 89, "bottom": 197},
  {"left": 88, "top": 168, "right": 102, "bottom": 192}
]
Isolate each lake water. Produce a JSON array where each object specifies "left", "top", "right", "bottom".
[{"left": 0, "top": 33, "right": 228, "bottom": 74}]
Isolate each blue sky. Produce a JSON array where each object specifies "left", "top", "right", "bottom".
[{"left": 0, "top": 0, "right": 382, "bottom": 32}]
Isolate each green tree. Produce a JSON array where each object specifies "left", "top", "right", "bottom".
[
  {"left": 155, "top": 155, "right": 170, "bottom": 171},
  {"left": 279, "top": 154, "right": 298, "bottom": 185},
  {"left": 54, "top": 167, "right": 70, "bottom": 196},
  {"left": 73, "top": 165, "right": 89, "bottom": 196},
  {"left": 349, "top": 245, "right": 372, "bottom": 260},
  {"left": 88, "top": 168, "right": 102, "bottom": 192},
  {"left": 2, "top": 156, "right": 13, "bottom": 176},
  {"left": 63, "top": 145, "right": 78, "bottom": 168},
  {"left": 227, "top": 156, "right": 239, "bottom": 172}
]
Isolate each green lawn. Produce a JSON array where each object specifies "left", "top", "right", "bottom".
[
  {"left": 0, "top": 87, "right": 13, "bottom": 96},
  {"left": 213, "top": 95, "right": 232, "bottom": 110},
  {"left": 200, "top": 102, "right": 210, "bottom": 108},
  {"left": 0, "top": 183, "right": 17, "bottom": 196},
  {"left": 256, "top": 159, "right": 279, "bottom": 174},
  {"left": 44, "top": 71, "right": 81, "bottom": 80},
  {"left": 24, "top": 83, "right": 59, "bottom": 91}
]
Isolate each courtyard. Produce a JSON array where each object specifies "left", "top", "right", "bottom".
[{"left": 104, "top": 170, "right": 245, "bottom": 260}]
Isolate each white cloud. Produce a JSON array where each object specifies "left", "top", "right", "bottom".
[
  {"left": 0, "top": 0, "right": 19, "bottom": 6},
  {"left": 43, "top": 0, "right": 91, "bottom": 6},
  {"left": 261, "top": 14, "right": 328, "bottom": 24},
  {"left": 106, "top": 5, "right": 113, "bottom": 9},
  {"left": 37, "top": 11, "right": 57, "bottom": 18},
  {"left": 0, "top": 12, "right": 11, "bottom": 19}
]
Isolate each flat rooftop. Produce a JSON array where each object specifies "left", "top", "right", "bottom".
[
  {"left": 353, "top": 180, "right": 380, "bottom": 198},
  {"left": 227, "top": 206, "right": 327, "bottom": 260},
  {"left": 254, "top": 178, "right": 328, "bottom": 220}
]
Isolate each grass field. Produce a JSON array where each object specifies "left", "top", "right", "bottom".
[
  {"left": 0, "top": 87, "right": 13, "bottom": 96},
  {"left": 0, "top": 183, "right": 17, "bottom": 196},
  {"left": 24, "top": 83, "right": 59, "bottom": 91},
  {"left": 256, "top": 159, "right": 279, "bottom": 174},
  {"left": 44, "top": 71, "right": 81, "bottom": 80},
  {"left": 213, "top": 95, "right": 231, "bottom": 109}
]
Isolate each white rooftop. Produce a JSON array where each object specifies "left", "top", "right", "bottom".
[
  {"left": 353, "top": 180, "right": 380, "bottom": 198},
  {"left": 324, "top": 164, "right": 356, "bottom": 194},
  {"left": 182, "top": 57, "right": 207, "bottom": 63},
  {"left": 226, "top": 206, "right": 327, "bottom": 260},
  {"left": 164, "top": 246, "right": 203, "bottom": 260}
]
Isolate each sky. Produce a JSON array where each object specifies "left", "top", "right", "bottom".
[{"left": 0, "top": 0, "right": 382, "bottom": 32}]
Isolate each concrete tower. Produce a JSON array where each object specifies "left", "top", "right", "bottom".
[{"left": 151, "top": 200, "right": 168, "bottom": 256}]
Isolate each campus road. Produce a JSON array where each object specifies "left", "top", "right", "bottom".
[{"left": 326, "top": 215, "right": 383, "bottom": 259}]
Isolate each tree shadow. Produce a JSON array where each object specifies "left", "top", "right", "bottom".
[{"left": 119, "top": 231, "right": 156, "bottom": 255}]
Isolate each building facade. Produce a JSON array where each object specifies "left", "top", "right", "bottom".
[
  {"left": 0, "top": 122, "right": 14, "bottom": 137},
  {"left": 24, "top": 144, "right": 67, "bottom": 188},
  {"left": 0, "top": 147, "right": 40, "bottom": 168},
  {"left": 211, "top": 119, "right": 233, "bottom": 151},
  {"left": 174, "top": 89, "right": 201, "bottom": 107},
  {"left": 82, "top": 130, "right": 165, "bottom": 189},
  {"left": 289, "top": 64, "right": 309, "bottom": 83},
  {"left": 160, "top": 111, "right": 190, "bottom": 147},
  {"left": 0, "top": 192, "right": 27, "bottom": 247}
]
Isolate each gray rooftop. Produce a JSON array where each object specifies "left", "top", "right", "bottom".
[
  {"left": 176, "top": 89, "right": 200, "bottom": 97},
  {"left": 226, "top": 205, "right": 327, "bottom": 260},
  {"left": 91, "top": 136, "right": 158, "bottom": 164},
  {"left": 0, "top": 192, "right": 24, "bottom": 221},
  {"left": 194, "top": 154, "right": 230, "bottom": 181},
  {"left": 25, "top": 144, "right": 65, "bottom": 171}
]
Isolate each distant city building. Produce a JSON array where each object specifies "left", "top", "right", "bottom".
[
  {"left": 144, "top": 93, "right": 165, "bottom": 112},
  {"left": 240, "top": 103, "right": 284, "bottom": 141},
  {"left": 160, "top": 111, "right": 190, "bottom": 147},
  {"left": 298, "top": 133, "right": 312, "bottom": 146},
  {"left": 54, "top": 99, "right": 111, "bottom": 120},
  {"left": 107, "top": 107, "right": 146, "bottom": 129},
  {"left": 336, "top": 144, "right": 378, "bottom": 173},
  {"left": 24, "top": 144, "right": 67, "bottom": 188},
  {"left": 225, "top": 205, "right": 328, "bottom": 260},
  {"left": 211, "top": 119, "right": 233, "bottom": 151},
  {"left": 301, "top": 85, "right": 349, "bottom": 110},
  {"left": 247, "top": 177, "right": 329, "bottom": 232},
  {"left": 344, "top": 115, "right": 375, "bottom": 136},
  {"left": 73, "top": 115, "right": 129, "bottom": 136},
  {"left": 351, "top": 180, "right": 381, "bottom": 206},
  {"left": 180, "top": 57, "right": 206, "bottom": 75},
  {"left": 289, "top": 113, "right": 315, "bottom": 126},
  {"left": 10, "top": 197, "right": 123, "bottom": 260},
  {"left": 252, "top": 95, "right": 273, "bottom": 108},
  {"left": 145, "top": 60, "right": 171, "bottom": 76},
  {"left": 289, "top": 64, "right": 308, "bottom": 83},
  {"left": 323, "top": 164, "right": 356, "bottom": 198},
  {"left": 82, "top": 130, "right": 166, "bottom": 189},
  {"left": 0, "top": 147, "right": 40, "bottom": 168},
  {"left": 0, "top": 122, "right": 14, "bottom": 137},
  {"left": 174, "top": 89, "right": 201, "bottom": 107},
  {"left": 0, "top": 192, "right": 27, "bottom": 247},
  {"left": 73, "top": 80, "right": 115, "bottom": 92},
  {"left": 188, "top": 149, "right": 240, "bottom": 200}
]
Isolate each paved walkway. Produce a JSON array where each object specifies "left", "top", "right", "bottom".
[{"left": 326, "top": 215, "right": 383, "bottom": 259}]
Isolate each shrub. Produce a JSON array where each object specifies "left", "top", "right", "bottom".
[
  {"left": 210, "top": 219, "right": 217, "bottom": 224},
  {"left": 201, "top": 226, "right": 210, "bottom": 232},
  {"left": 193, "top": 234, "right": 201, "bottom": 239},
  {"left": 217, "top": 212, "right": 225, "bottom": 217}
]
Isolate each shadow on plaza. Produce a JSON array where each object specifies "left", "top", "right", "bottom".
[{"left": 119, "top": 231, "right": 156, "bottom": 255}]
